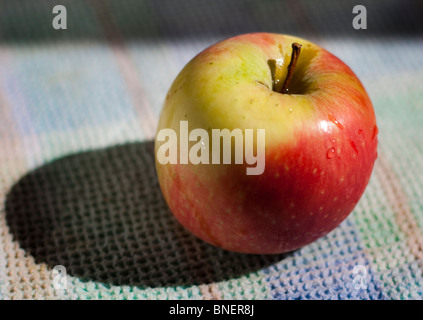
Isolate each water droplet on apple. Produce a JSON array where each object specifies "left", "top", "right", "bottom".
[
  {"left": 326, "top": 147, "right": 336, "bottom": 159},
  {"left": 350, "top": 140, "right": 358, "bottom": 154},
  {"left": 328, "top": 114, "right": 344, "bottom": 130},
  {"left": 289, "top": 108, "right": 293, "bottom": 113}
]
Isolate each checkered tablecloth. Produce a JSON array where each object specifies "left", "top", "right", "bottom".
[{"left": 1, "top": 0, "right": 423, "bottom": 300}]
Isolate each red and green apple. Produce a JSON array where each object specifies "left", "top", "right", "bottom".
[{"left": 155, "top": 33, "right": 378, "bottom": 254}]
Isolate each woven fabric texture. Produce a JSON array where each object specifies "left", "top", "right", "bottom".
[{"left": 1, "top": 0, "right": 423, "bottom": 300}]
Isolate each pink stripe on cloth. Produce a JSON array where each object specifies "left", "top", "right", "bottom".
[
  {"left": 377, "top": 153, "right": 423, "bottom": 264},
  {"left": 90, "top": 0, "right": 157, "bottom": 139},
  {"left": 0, "top": 50, "right": 29, "bottom": 182}
]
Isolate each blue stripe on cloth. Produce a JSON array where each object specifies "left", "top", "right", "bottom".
[{"left": 261, "top": 219, "right": 386, "bottom": 300}]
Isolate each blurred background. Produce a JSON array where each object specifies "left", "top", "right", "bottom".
[{"left": 0, "top": 0, "right": 422, "bottom": 300}]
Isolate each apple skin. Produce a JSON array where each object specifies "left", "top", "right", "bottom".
[{"left": 155, "top": 33, "right": 378, "bottom": 254}]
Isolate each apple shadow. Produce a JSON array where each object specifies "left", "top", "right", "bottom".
[{"left": 5, "top": 141, "right": 288, "bottom": 288}]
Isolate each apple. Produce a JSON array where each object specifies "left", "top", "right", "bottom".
[{"left": 155, "top": 33, "right": 378, "bottom": 254}]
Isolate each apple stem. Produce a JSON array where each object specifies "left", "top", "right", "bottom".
[{"left": 280, "top": 42, "right": 302, "bottom": 94}]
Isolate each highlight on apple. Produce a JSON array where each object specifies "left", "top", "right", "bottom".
[{"left": 156, "top": 121, "right": 265, "bottom": 176}]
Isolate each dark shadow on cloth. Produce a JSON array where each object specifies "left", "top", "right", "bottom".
[
  {"left": 5, "top": 141, "right": 288, "bottom": 288},
  {"left": 0, "top": 0, "right": 421, "bottom": 44}
]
